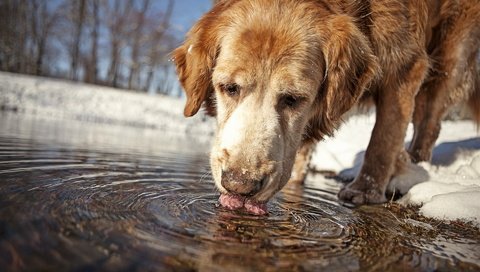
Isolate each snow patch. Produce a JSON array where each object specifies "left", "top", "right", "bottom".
[
  {"left": 420, "top": 192, "right": 480, "bottom": 222},
  {"left": 312, "top": 114, "right": 480, "bottom": 226},
  {"left": 400, "top": 152, "right": 480, "bottom": 225},
  {"left": 0, "top": 72, "right": 215, "bottom": 138},
  {"left": 387, "top": 162, "right": 429, "bottom": 195}
]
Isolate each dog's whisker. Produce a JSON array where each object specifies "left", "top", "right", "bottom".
[{"left": 199, "top": 170, "right": 212, "bottom": 183}]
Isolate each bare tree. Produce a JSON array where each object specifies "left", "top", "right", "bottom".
[
  {"left": 16, "top": 0, "right": 29, "bottom": 73},
  {"left": 83, "top": 0, "right": 99, "bottom": 84},
  {"left": 29, "top": 0, "right": 60, "bottom": 75},
  {"left": 143, "top": 0, "right": 174, "bottom": 92},
  {"left": 1, "top": 0, "right": 180, "bottom": 94},
  {"left": 127, "top": 0, "right": 150, "bottom": 90},
  {"left": 69, "top": 0, "right": 86, "bottom": 81},
  {"left": 0, "top": 0, "right": 61, "bottom": 76},
  {"left": 105, "top": 0, "right": 133, "bottom": 88},
  {"left": 0, "top": 0, "right": 28, "bottom": 72}
]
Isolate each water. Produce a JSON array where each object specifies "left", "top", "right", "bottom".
[{"left": 0, "top": 114, "right": 479, "bottom": 271}]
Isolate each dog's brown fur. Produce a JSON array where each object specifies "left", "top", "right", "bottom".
[{"left": 173, "top": 0, "right": 480, "bottom": 205}]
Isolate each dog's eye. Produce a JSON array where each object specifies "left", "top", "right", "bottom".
[
  {"left": 283, "top": 95, "right": 298, "bottom": 108},
  {"left": 220, "top": 83, "right": 240, "bottom": 97}
]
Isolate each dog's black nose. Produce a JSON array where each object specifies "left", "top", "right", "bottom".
[{"left": 221, "top": 170, "right": 266, "bottom": 196}]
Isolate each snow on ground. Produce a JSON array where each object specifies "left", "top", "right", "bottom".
[
  {"left": 2, "top": 71, "right": 479, "bottom": 225},
  {"left": 312, "top": 114, "right": 480, "bottom": 225},
  {"left": 0, "top": 72, "right": 215, "bottom": 137}
]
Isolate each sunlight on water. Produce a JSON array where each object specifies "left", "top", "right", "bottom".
[{"left": 0, "top": 114, "right": 478, "bottom": 271}]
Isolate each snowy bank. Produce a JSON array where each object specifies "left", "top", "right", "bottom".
[
  {"left": 0, "top": 72, "right": 215, "bottom": 137},
  {"left": 312, "top": 115, "right": 480, "bottom": 226},
  {"left": 399, "top": 154, "right": 480, "bottom": 225}
]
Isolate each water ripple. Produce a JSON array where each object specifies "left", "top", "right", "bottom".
[{"left": 0, "top": 126, "right": 479, "bottom": 271}]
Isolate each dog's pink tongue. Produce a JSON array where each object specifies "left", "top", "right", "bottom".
[
  {"left": 218, "top": 194, "right": 268, "bottom": 215},
  {"left": 244, "top": 199, "right": 268, "bottom": 215},
  {"left": 219, "top": 194, "right": 244, "bottom": 210}
]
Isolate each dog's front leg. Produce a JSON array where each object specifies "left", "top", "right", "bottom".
[
  {"left": 338, "top": 58, "right": 429, "bottom": 205},
  {"left": 288, "top": 141, "right": 315, "bottom": 184}
]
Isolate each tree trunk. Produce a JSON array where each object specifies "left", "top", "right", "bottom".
[
  {"left": 70, "top": 0, "right": 86, "bottom": 81},
  {"left": 106, "top": 0, "right": 133, "bottom": 88},
  {"left": 85, "top": 0, "right": 99, "bottom": 84},
  {"left": 143, "top": 0, "right": 174, "bottom": 92},
  {"left": 127, "top": 0, "right": 150, "bottom": 90},
  {"left": 107, "top": 40, "right": 120, "bottom": 87},
  {"left": 30, "top": 0, "right": 39, "bottom": 74},
  {"left": 28, "top": 0, "right": 58, "bottom": 76},
  {"left": 35, "top": 35, "right": 46, "bottom": 76},
  {"left": 17, "top": 0, "right": 29, "bottom": 73}
]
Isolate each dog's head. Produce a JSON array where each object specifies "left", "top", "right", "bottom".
[{"left": 173, "top": 0, "right": 378, "bottom": 204}]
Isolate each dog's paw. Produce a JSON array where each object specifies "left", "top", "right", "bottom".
[{"left": 338, "top": 182, "right": 387, "bottom": 205}]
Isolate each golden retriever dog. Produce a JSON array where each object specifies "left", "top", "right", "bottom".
[{"left": 173, "top": 0, "right": 480, "bottom": 214}]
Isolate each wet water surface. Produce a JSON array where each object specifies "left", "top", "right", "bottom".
[{"left": 0, "top": 115, "right": 479, "bottom": 271}]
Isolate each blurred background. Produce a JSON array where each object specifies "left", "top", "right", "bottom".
[{"left": 0, "top": 0, "right": 214, "bottom": 97}]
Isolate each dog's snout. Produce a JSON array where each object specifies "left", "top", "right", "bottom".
[{"left": 221, "top": 170, "right": 265, "bottom": 196}]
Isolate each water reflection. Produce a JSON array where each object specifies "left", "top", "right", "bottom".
[{"left": 0, "top": 114, "right": 478, "bottom": 271}]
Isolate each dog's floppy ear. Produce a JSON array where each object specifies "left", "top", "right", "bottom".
[
  {"left": 172, "top": 2, "right": 232, "bottom": 117},
  {"left": 308, "top": 15, "right": 379, "bottom": 139}
]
